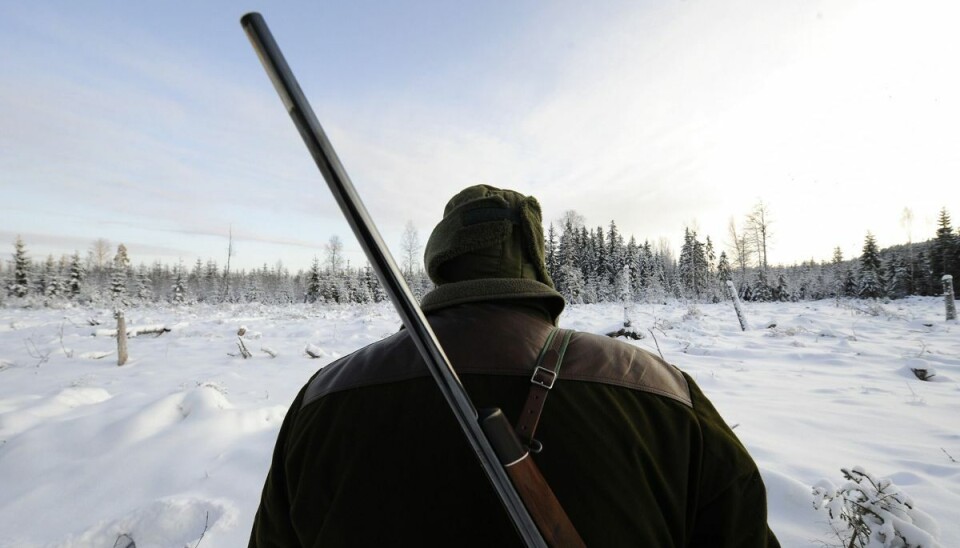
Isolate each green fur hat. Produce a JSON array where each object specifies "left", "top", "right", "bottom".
[{"left": 420, "top": 185, "right": 565, "bottom": 320}]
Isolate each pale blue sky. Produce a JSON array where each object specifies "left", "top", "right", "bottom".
[{"left": 2, "top": 0, "right": 958, "bottom": 272}]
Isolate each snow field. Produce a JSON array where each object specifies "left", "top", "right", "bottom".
[{"left": 0, "top": 298, "right": 957, "bottom": 546}]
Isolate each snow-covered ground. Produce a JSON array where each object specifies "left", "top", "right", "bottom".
[{"left": 0, "top": 298, "right": 957, "bottom": 547}]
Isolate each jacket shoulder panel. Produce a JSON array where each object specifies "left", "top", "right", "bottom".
[
  {"left": 560, "top": 331, "right": 692, "bottom": 407},
  {"left": 301, "top": 306, "right": 692, "bottom": 410},
  {"left": 301, "top": 330, "right": 425, "bottom": 409}
]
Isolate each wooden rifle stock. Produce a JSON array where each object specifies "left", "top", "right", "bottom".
[
  {"left": 240, "top": 12, "right": 583, "bottom": 547},
  {"left": 508, "top": 457, "right": 585, "bottom": 547},
  {"left": 481, "top": 409, "right": 586, "bottom": 547}
]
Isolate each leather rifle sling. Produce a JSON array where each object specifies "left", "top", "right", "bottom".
[{"left": 515, "top": 328, "right": 574, "bottom": 450}]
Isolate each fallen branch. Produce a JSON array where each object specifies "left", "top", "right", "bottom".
[
  {"left": 605, "top": 327, "right": 644, "bottom": 340},
  {"left": 95, "top": 325, "right": 171, "bottom": 338},
  {"left": 237, "top": 337, "right": 252, "bottom": 359}
]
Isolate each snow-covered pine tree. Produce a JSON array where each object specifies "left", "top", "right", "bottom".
[
  {"left": 655, "top": 242, "right": 676, "bottom": 302},
  {"left": 773, "top": 270, "right": 790, "bottom": 301},
  {"left": 33, "top": 254, "right": 49, "bottom": 297},
  {"left": 558, "top": 260, "right": 585, "bottom": 304},
  {"left": 912, "top": 249, "right": 933, "bottom": 296},
  {"left": 305, "top": 258, "right": 322, "bottom": 303},
  {"left": 135, "top": 264, "right": 153, "bottom": 303},
  {"left": 605, "top": 220, "right": 625, "bottom": 287},
  {"left": 678, "top": 228, "right": 694, "bottom": 298},
  {"left": 678, "top": 228, "right": 709, "bottom": 300},
  {"left": 582, "top": 272, "right": 600, "bottom": 304},
  {"left": 857, "top": 232, "right": 885, "bottom": 299},
  {"left": 625, "top": 236, "right": 640, "bottom": 298},
  {"left": 67, "top": 252, "right": 84, "bottom": 298},
  {"left": 545, "top": 222, "right": 558, "bottom": 282},
  {"left": 930, "top": 208, "right": 958, "bottom": 295},
  {"left": 109, "top": 245, "right": 131, "bottom": 301},
  {"left": 149, "top": 261, "right": 168, "bottom": 302},
  {"left": 244, "top": 271, "right": 264, "bottom": 303},
  {"left": 576, "top": 226, "right": 591, "bottom": 285},
  {"left": 884, "top": 254, "right": 910, "bottom": 299},
  {"left": 110, "top": 266, "right": 127, "bottom": 302},
  {"left": 354, "top": 267, "right": 374, "bottom": 304},
  {"left": 831, "top": 247, "right": 844, "bottom": 298},
  {"left": 551, "top": 219, "right": 574, "bottom": 293},
  {"left": 842, "top": 266, "right": 858, "bottom": 298},
  {"left": 204, "top": 260, "right": 220, "bottom": 301},
  {"left": 639, "top": 240, "right": 659, "bottom": 300},
  {"left": 589, "top": 226, "right": 606, "bottom": 297},
  {"left": 188, "top": 258, "right": 204, "bottom": 301},
  {"left": 42, "top": 255, "right": 61, "bottom": 298},
  {"left": 171, "top": 263, "right": 187, "bottom": 304},
  {"left": 751, "top": 269, "right": 773, "bottom": 302},
  {"left": 812, "top": 261, "right": 829, "bottom": 300},
  {"left": 8, "top": 236, "right": 31, "bottom": 298},
  {"left": 716, "top": 251, "right": 732, "bottom": 298},
  {"left": 793, "top": 261, "right": 812, "bottom": 301},
  {"left": 704, "top": 236, "right": 718, "bottom": 302}
]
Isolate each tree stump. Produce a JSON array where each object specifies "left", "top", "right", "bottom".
[
  {"left": 726, "top": 280, "right": 748, "bottom": 331},
  {"left": 115, "top": 309, "right": 128, "bottom": 366},
  {"left": 944, "top": 275, "right": 957, "bottom": 321}
]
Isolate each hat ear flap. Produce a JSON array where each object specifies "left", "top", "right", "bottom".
[
  {"left": 425, "top": 196, "right": 513, "bottom": 285},
  {"left": 519, "top": 197, "right": 555, "bottom": 289}
]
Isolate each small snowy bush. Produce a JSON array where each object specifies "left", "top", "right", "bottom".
[
  {"left": 812, "top": 466, "right": 940, "bottom": 547},
  {"left": 682, "top": 304, "right": 702, "bottom": 321}
]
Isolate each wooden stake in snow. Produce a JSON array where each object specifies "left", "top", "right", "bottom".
[
  {"left": 115, "top": 309, "right": 128, "bottom": 366},
  {"left": 944, "top": 275, "right": 957, "bottom": 321},
  {"left": 237, "top": 327, "right": 252, "bottom": 359},
  {"left": 726, "top": 280, "right": 749, "bottom": 331}
]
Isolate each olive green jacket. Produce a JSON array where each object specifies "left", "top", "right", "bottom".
[{"left": 250, "top": 301, "right": 779, "bottom": 547}]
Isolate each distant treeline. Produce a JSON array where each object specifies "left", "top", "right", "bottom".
[
  {"left": 545, "top": 206, "right": 959, "bottom": 303},
  {"left": 3, "top": 207, "right": 958, "bottom": 307}
]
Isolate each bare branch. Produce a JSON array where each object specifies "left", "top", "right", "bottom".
[
  {"left": 192, "top": 511, "right": 210, "bottom": 548},
  {"left": 24, "top": 338, "right": 50, "bottom": 367},
  {"left": 646, "top": 329, "right": 665, "bottom": 360}
]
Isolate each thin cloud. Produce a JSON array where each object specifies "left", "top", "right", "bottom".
[
  {"left": 0, "top": 230, "right": 189, "bottom": 258},
  {"left": 3, "top": 1, "right": 958, "bottom": 271}
]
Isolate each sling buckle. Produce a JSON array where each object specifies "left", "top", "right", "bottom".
[{"left": 531, "top": 366, "right": 558, "bottom": 390}]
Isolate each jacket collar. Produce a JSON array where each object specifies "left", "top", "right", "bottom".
[{"left": 420, "top": 278, "right": 565, "bottom": 325}]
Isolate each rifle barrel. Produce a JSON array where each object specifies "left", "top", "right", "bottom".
[{"left": 240, "top": 12, "right": 547, "bottom": 547}]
